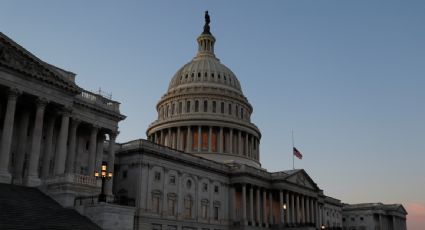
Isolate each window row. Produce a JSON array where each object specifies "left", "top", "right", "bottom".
[
  {"left": 151, "top": 192, "right": 220, "bottom": 221},
  {"left": 159, "top": 99, "right": 249, "bottom": 120},
  {"left": 153, "top": 172, "right": 220, "bottom": 194},
  {"left": 177, "top": 71, "right": 239, "bottom": 88}
]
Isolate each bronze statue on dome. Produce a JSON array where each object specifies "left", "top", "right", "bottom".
[{"left": 203, "top": 11, "right": 211, "bottom": 34}]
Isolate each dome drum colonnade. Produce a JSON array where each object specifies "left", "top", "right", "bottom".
[{"left": 147, "top": 13, "right": 262, "bottom": 168}]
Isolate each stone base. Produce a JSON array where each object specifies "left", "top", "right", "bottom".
[
  {"left": 82, "top": 203, "right": 136, "bottom": 230},
  {"left": 24, "top": 175, "right": 41, "bottom": 187},
  {"left": 0, "top": 171, "right": 12, "bottom": 184}
]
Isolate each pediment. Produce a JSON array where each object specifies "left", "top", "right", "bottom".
[
  {"left": 285, "top": 170, "right": 319, "bottom": 190},
  {"left": 0, "top": 32, "right": 80, "bottom": 93}
]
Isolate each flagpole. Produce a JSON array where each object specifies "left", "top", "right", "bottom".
[{"left": 292, "top": 129, "right": 295, "bottom": 170}]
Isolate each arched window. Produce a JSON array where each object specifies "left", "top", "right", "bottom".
[
  {"left": 186, "top": 101, "right": 191, "bottom": 113},
  {"left": 179, "top": 101, "right": 182, "bottom": 114},
  {"left": 240, "top": 108, "right": 244, "bottom": 119},
  {"left": 212, "top": 101, "right": 216, "bottom": 113},
  {"left": 171, "top": 103, "right": 175, "bottom": 115},
  {"left": 203, "top": 100, "right": 208, "bottom": 112},
  {"left": 228, "top": 104, "right": 232, "bottom": 115},
  {"left": 195, "top": 100, "right": 199, "bottom": 112},
  {"left": 220, "top": 102, "right": 224, "bottom": 114}
]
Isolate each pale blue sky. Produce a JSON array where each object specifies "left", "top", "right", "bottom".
[{"left": 1, "top": 0, "right": 424, "bottom": 225}]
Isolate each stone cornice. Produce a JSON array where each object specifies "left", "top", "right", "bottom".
[{"left": 0, "top": 33, "right": 81, "bottom": 94}]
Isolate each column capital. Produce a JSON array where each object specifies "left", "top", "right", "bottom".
[
  {"left": 7, "top": 88, "right": 22, "bottom": 98},
  {"left": 59, "top": 106, "right": 73, "bottom": 116},
  {"left": 108, "top": 130, "right": 119, "bottom": 140},
  {"left": 35, "top": 97, "right": 49, "bottom": 108}
]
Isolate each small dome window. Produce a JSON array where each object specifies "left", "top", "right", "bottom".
[
  {"left": 185, "top": 74, "right": 188, "bottom": 79},
  {"left": 198, "top": 72, "right": 201, "bottom": 78},
  {"left": 195, "top": 100, "right": 199, "bottom": 112},
  {"left": 186, "top": 101, "right": 191, "bottom": 113},
  {"left": 218, "top": 74, "right": 221, "bottom": 79},
  {"left": 203, "top": 100, "right": 208, "bottom": 112}
]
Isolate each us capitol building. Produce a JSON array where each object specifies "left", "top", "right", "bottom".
[{"left": 0, "top": 12, "right": 407, "bottom": 230}]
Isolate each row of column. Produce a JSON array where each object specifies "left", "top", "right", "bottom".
[
  {"left": 151, "top": 126, "right": 259, "bottom": 160},
  {"left": 230, "top": 184, "right": 323, "bottom": 228},
  {"left": 0, "top": 88, "right": 117, "bottom": 193}
]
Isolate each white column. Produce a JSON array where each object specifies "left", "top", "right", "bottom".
[
  {"left": 306, "top": 197, "right": 310, "bottom": 223},
  {"left": 238, "top": 131, "right": 242, "bottom": 155},
  {"left": 245, "top": 133, "right": 249, "bottom": 156},
  {"left": 176, "top": 127, "right": 181, "bottom": 150},
  {"left": 168, "top": 128, "right": 172, "bottom": 147},
  {"left": 256, "top": 187, "right": 261, "bottom": 224},
  {"left": 187, "top": 126, "right": 192, "bottom": 152},
  {"left": 242, "top": 184, "right": 247, "bottom": 225},
  {"left": 25, "top": 99, "right": 47, "bottom": 186},
  {"left": 65, "top": 118, "right": 80, "bottom": 173},
  {"left": 269, "top": 191, "right": 273, "bottom": 225},
  {"left": 296, "top": 194, "right": 300, "bottom": 224},
  {"left": 0, "top": 89, "right": 19, "bottom": 183},
  {"left": 218, "top": 127, "right": 223, "bottom": 153},
  {"left": 263, "top": 189, "right": 268, "bottom": 227},
  {"left": 279, "top": 190, "right": 284, "bottom": 225},
  {"left": 291, "top": 192, "right": 295, "bottom": 224},
  {"left": 249, "top": 186, "right": 254, "bottom": 224},
  {"left": 53, "top": 110, "right": 70, "bottom": 175},
  {"left": 106, "top": 132, "right": 117, "bottom": 196},
  {"left": 286, "top": 192, "right": 290, "bottom": 224},
  {"left": 14, "top": 110, "right": 30, "bottom": 183},
  {"left": 87, "top": 125, "right": 98, "bottom": 176},
  {"left": 41, "top": 116, "right": 55, "bottom": 178},
  {"left": 229, "top": 128, "right": 233, "bottom": 154}
]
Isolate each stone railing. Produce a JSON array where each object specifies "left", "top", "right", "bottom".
[
  {"left": 119, "top": 139, "right": 231, "bottom": 172},
  {"left": 77, "top": 89, "right": 120, "bottom": 112},
  {"left": 44, "top": 173, "right": 99, "bottom": 187}
]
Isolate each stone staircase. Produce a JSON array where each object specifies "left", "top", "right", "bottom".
[{"left": 0, "top": 183, "right": 102, "bottom": 230}]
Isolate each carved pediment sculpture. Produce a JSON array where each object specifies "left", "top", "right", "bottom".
[{"left": 0, "top": 33, "right": 79, "bottom": 93}]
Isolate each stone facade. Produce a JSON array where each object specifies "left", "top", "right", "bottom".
[
  {"left": 0, "top": 32, "right": 125, "bottom": 206},
  {"left": 341, "top": 203, "right": 407, "bottom": 230}
]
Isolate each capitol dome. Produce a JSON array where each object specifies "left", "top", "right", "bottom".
[{"left": 147, "top": 12, "right": 262, "bottom": 168}]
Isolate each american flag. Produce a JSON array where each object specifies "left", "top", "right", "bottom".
[{"left": 293, "top": 147, "right": 303, "bottom": 159}]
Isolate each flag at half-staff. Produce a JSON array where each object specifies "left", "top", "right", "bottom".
[{"left": 293, "top": 147, "right": 303, "bottom": 159}]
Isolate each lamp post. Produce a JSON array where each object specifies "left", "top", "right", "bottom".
[
  {"left": 95, "top": 164, "right": 113, "bottom": 202},
  {"left": 282, "top": 203, "right": 287, "bottom": 226},
  {"left": 321, "top": 224, "right": 326, "bottom": 229}
]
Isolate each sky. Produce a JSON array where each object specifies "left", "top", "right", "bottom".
[{"left": 1, "top": 0, "right": 424, "bottom": 228}]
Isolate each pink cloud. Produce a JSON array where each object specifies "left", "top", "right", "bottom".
[{"left": 406, "top": 202, "right": 425, "bottom": 230}]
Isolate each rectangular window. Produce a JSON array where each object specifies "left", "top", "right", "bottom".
[
  {"left": 168, "top": 198, "right": 176, "bottom": 216},
  {"left": 152, "top": 196, "right": 160, "bottom": 213},
  {"left": 228, "top": 104, "right": 232, "bottom": 115},
  {"left": 179, "top": 102, "right": 182, "bottom": 114},
  {"left": 154, "top": 172, "right": 161, "bottom": 181},
  {"left": 212, "top": 101, "right": 216, "bottom": 113},
  {"left": 169, "top": 175, "right": 176, "bottom": 184},
  {"left": 221, "top": 102, "right": 224, "bottom": 114},
  {"left": 214, "top": 206, "right": 219, "bottom": 220},
  {"left": 201, "top": 204, "right": 208, "bottom": 219}
]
